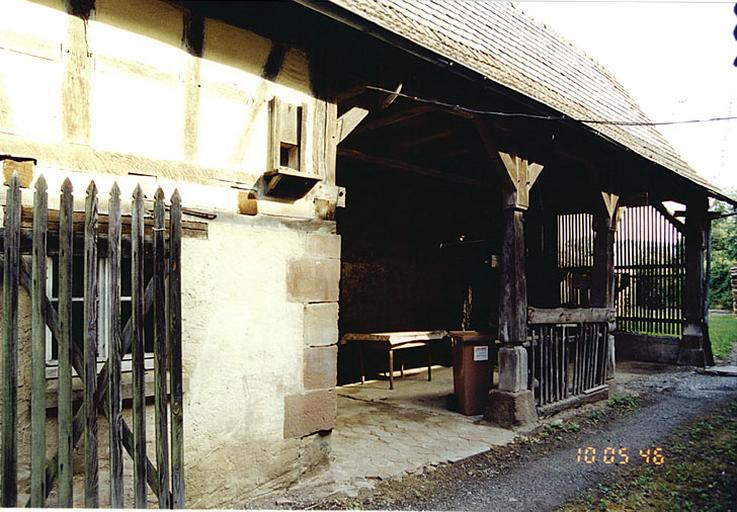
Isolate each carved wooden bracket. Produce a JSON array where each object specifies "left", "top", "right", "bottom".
[
  {"left": 473, "top": 118, "right": 543, "bottom": 210},
  {"left": 498, "top": 153, "right": 544, "bottom": 210},
  {"left": 600, "top": 192, "right": 620, "bottom": 230}
]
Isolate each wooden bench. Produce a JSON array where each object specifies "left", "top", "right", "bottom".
[{"left": 340, "top": 330, "right": 448, "bottom": 390}]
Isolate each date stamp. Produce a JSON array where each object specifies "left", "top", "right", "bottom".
[{"left": 576, "top": 447, "right": 665, "bottom": 465}]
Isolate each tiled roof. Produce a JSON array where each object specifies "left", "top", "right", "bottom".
[{"left": 328, "top": 0, "right": 731, "bottom": 202}]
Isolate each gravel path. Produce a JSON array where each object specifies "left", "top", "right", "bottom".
[
  {"left": 309, "top": 355, "right": 737, "bottom": 511},
  {"left": 434, "top": 370, "right": 737, "bottom": 511}
]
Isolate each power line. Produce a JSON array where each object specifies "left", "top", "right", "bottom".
[{"left": 365, "top": 85, "right": 737, "bottom": 127}]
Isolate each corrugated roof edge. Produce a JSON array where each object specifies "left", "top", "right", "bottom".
[{"left": 294, "top": 0, "right": 736, "bottom": 206}]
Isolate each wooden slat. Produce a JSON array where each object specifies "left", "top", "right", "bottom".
[
  {"left": 1, "top": 173, "right": 20, "bottom": 507},
  {"left": 13, "top": 270, "right": 160, "bottom": 507},
  {"left": 83, "top": 181, "right": 99, "bottom": 508},
  {"left": 108, "top": 183, "right": 124, "bottom": 508},
  {"left": 31, "top": 176, "right": 48, "bottom": 506},
  {"left": 57, "top": 178, "right": 74, "bottom": 507},
  {"left": 20, "top": 206, "right": 208, "bottom": 239},
  {"left": 169, "top": 190, "right": 185, "bottom": 509},
  {"left": 527, "top": 307, "right": 614, "bottom": 325},
  {"left": 131, "top": 185, "right": 147, "bottom": 508},
  {"left": 153, "top": 189, "right": 170, "bottom": 509}
]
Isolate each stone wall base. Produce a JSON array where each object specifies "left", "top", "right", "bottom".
[
  {"left": 484, "top": 389, "right": 537, "bottom": 428},
  {"left": 676, "top": 347, "right": 706, "bottom": 366}
]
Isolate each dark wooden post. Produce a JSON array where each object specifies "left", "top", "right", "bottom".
[
  {"left": 541, "top": 213, "right": 559, "bottom": 307},
  {"left": 679, "top": 193, "right": 708, "bottom": 366},
  {"left": 591, "top": 192, "right": 619, "bottom": 382},
  {"left": 475, "top": 120, "right": 542, "bottom": 426},
  {"left": 591, "top": 193, "right": 619, "bottom": 308}
]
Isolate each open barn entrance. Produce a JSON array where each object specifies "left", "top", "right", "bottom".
[
  {"left": 325, "top": 96, "right": 525, "bottom": 483},
  {"left": 334, "top": 106, "right": 503, "bottom": 396}
]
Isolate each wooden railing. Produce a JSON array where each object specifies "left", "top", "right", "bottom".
[
  {"left": 527, "top": 307, "right": 612, "bottom": 408},
  {"left": 0, "top": 174, "right": 184, "bottom": 508}
]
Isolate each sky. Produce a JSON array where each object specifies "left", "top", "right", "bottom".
[{"left": 512, "top": 0, "right": 737, "bottom": 194}]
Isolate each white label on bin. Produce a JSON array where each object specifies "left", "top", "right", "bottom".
[{"left": 473, "top": 346, "right": 489, "bottom": 362}]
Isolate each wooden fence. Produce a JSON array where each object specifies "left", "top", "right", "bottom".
[
  {"left": 527, "top": 308, "right": 610, "bottom": 408},
  {"left": 614, "top": 206, "right": 685, "bottom": 336},
  {"left": 558, "top": 207, "right": 686, "bottom": 337},
  {"left": 557, "top": 213, "right": 594, "bottom": 307},
  {"left": 0, "top": 174, "right": 184, "bottom": 508}
]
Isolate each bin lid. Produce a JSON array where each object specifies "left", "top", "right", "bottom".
[{"left": 447, "top": 330, "right": 495, "bottom": 343}]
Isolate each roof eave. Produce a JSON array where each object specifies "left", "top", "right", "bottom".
[{"left": 294, "top": 0, "right": 737, "bottom": 207}]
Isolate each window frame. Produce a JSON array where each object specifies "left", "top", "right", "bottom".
[{"left": 44, "top": 256, "right": 155, "bottom": 379}]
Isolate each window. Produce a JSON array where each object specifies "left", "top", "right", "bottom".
[{"left": 45, "top": 254, "right": 155, "bottom": 377}]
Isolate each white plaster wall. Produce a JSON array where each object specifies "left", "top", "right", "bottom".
[{"left": 181, "top": 219, "right": 315, "bottom": 506}]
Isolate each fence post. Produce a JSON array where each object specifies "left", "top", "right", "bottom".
[
  {"left": 1, "top": 173, "right": 21, "bottom": 507},
  {"left": 58, "top": 178, "right": 74, "bottom": 507},
  {"left": 31, "top": 176, "right": 48, "bottom": 506},
  {"left": 108, "top": 183, "right": 124, "bottom": 507},
  {"left": 131, "top": 185, "right": 147, "bottom": 508},
  {"left": 83, "top": 182, "right": 99, "bottom": 507},
  {"left": 153, "top": 188, "right": 170, "bottom": 509},
  {"left": 169, "top": 190, "right": 184, "bottom": 508}
]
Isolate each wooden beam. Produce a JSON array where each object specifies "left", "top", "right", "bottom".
[
  {"left": 352, "top": 105, "right": 434, "bottom": 135},
  {"left": 652, "top": 201, "right": 686, "bottom": 234},
  {"left": 337, "top": 107, "right": 369, "bottom": 143},
  {"left": 527, "top": 307, "right": 615, "bottom": 325},
  {"left": 337, "top": 147, "right": 493, "bottom": 189},
  {"left": 399, "top": 129, "right": 455, "bottom": 148}
]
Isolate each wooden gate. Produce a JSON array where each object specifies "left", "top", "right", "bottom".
[
  {"left": 614, "top": 205, "right": 685, "bottom": 336},
  {"left": 527, "top": 308, "right": 611, "bottom": 408},
  {"left": 0, "top": 174, "right": 184, "bottom": 508}
]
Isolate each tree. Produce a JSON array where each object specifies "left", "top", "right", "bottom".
[{"left": 709, "top": 194, "right": 737, "bottom": 309}]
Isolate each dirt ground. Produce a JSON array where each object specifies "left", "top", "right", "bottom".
[{"left": 276, "top": 349, "right": 737, "bottom": 511}]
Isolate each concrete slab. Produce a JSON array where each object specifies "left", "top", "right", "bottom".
[
  {"left": 697, "top": 366, "right": 737, "bottom": 377},
  {"left": 288, "top": 367, "right": 517, "bottom": 500}
]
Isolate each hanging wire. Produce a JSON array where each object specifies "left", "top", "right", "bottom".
[{"left": 364, "top": 85, "right": 737, "bottom": 127}]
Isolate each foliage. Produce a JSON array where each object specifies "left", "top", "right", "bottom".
[
  {"left": 607, "top": 394, "right": 640, "bottom": 411},
  {"left": 709, "top": 196, "right": 737, "bottom": 309},
  {"left": 544, "top": 420, "right": 581, "bottom": 434},
  {"left": 709, "top": 314, "right": 737, "bottom": 360}
]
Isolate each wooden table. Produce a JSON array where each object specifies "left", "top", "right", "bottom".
[{"left": 341, "top": 331, "right": 448, "bottom": 390}]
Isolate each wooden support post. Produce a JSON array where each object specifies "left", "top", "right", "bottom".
[
  {"left": 475, "top": 119, "right": 541, "bottom": 425},
  {"left": 496, "top": 153, "right": 543, "bottom": 345},
  {"left": 592, "top": 192, "right": 619, "bottom": 308},
  {"left": 679, "top": 194, "right": 708, "bottom": 366}
]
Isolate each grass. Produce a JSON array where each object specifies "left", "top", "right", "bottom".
[
  {"left": 561, "top": 399, "right": 737, "bottom": 512},
  {"left": 607, "top": 394, "right": 640, "bottom": 412},
  {"left": 709, "top": 314, "right": 737, "bottom": 360}
]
